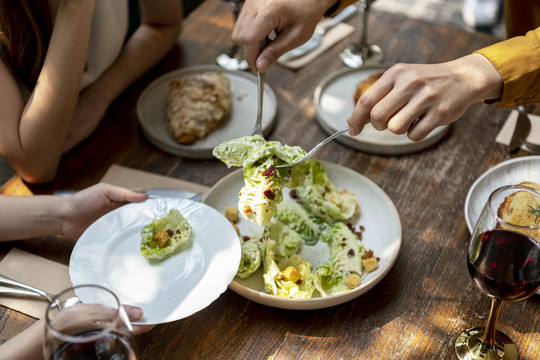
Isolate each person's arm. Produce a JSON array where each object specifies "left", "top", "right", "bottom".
[
  {"left": 0, "top": 0, "right": 96, "bottom": 184},
  {"left": 0, "top": 305, "right": 153, "bottom": 360},
  {"left": 346, "top": 53, "right": 503, "bottom": 142},
  {"left": 475, "top": 28, "right": 540, "bottom": 108},
  {"left": 62, "top": 0, "right": 182, "bottom": 152},
  {"left": 0, "top": 183, "right": 148, "bottom": 241},
  {"left": 232, "top": 0, "right": 352, "bottom": 72}
]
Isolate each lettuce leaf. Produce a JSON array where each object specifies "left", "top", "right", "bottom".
[
  {"left": 295, "top": 159, "right": 359, "bottom": 223},
  {"left": 140, "top": 209, "right": 192, "bottom": 260},
  {"left": 262, "top": 240, "right": 315, "bottom": 299},
  {"left": 314, "top": 222, "right": 366, "bottom": 296},
  {"left": 237, "top": 236, "right": 263, "bottom": 279},
  {"left": 213, "top": 135, "right": 312, "bottom": 226},
  {"left": 274, "top": 200, "right": 324, "bottom": 245}
]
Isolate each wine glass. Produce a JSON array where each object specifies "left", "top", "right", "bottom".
[
  {"left": 339, "top": 0, "right": 384, "bottom": 68},
  {"left": 455, "top": 185, "right": 540, "bottom": 360},
  {"left": 44, "top": 284, "right": 139, "bottom": 360},
  {"left": 216, "top": 0, "right": 249, "bottom": 71}
]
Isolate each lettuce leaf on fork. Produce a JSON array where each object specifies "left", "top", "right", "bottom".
[{"left": 213, "top": 135, "right": 312, "bottom": 226}]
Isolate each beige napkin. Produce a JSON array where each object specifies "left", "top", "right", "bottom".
[
  {"left": 100, "top": 164, "right": 210, "bottom": 194},
  {"left": 277, "top": 21, "right": 355, "bottom": 69},
  {"left": 496, "top": 110, "right": 540, "bottom": 150},
  {"left": 0, "top": 165, "right": 210, "bottom": 318},
  {"left": 0, "top": 248, "right": 71, "bottom": 319}
]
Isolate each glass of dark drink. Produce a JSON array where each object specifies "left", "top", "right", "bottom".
[
  {"left": 44, "top": 284, "right": 138, "bottom": 360},
  {"left": 216, "top": 0, "right": 249, "bottom": 71},
  {"left": 455, "top": 185, "right": 540, "bottom": 360}
]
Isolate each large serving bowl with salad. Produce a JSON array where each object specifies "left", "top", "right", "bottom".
[{"left": 205, "top": 150, "right": 402, "bottom": 309}]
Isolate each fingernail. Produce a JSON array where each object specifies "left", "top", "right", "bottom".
[
  {"left": 129, "top": 307, "right": 143, "bottom": 320},
  {"left": 258, "top": 58, "right": 270, "bottom": 73}
]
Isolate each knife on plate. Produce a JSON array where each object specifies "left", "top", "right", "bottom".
[
  {"left": 143, "top": 188, "right": 203, "bottom": 202},
  {"left": 508, "top": 106, "right": 532, "bottom": 154},
  {"left": 280, "top": 4, "right": 359, "bottom": 61},
  {"left": 53, "top": 188, "right": 204, "bottom": 201}
]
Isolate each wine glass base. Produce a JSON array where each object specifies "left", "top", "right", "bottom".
[
  {"left": 339, "top": 44, "right": 384, "bottom": 68},
  {"left": 216, "top": 46, "right": 249, "bottom": 71},
  {"left": 455, "top": 327, "right": 518, "bottom": 360}
]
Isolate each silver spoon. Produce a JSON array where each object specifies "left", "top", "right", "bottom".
[{"left": 275, "top": 126, "right": 349, "bottom": 169}]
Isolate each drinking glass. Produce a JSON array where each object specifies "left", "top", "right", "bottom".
[
  {"left": 216, "top": 0, "right": 249, "bottom": 71},
  {"left": 339, "top": 0, "right": 383, "bottom": 68},
  {"left": 455, "top": 185, "right": 540, "bottom": 360},
  {"left": 44, "top": 284, "right": 138, "bottom": 360}
]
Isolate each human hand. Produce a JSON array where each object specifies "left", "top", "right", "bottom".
[
  {"left": 232, "top": 0, "right": 335, "bottom": 72},
  {"left": 347, "top": 54, "right": 503, "bottom": 141},
  {"left": 60, "top": 183, "right": 148, "bottom": 240}
]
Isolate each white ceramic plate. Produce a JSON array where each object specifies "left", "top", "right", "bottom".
[
  {"left": 314, "top": 65, "right": 449, "bottom": 155},
  {"left": 70, "top": 198, "right": 241, "bottom": 324},
  {"left": 204, "top": 161, "right": 402, "bottom": 310},
  {"left": 137, "top": 65, "right": 277, "bottom": 159},
  {"left": 464, "top": 156, "right": 540, "bottom": 233}
]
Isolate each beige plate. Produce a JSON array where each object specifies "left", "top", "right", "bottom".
[
  {"left": 137, "top": 65, "right": 277, "bottom": 159},
  {"left": 204, "top": 161, "right": 402, "bottom": 310},
  {"left": 314, "top": 65, "right": 449, "bottom": 155}
]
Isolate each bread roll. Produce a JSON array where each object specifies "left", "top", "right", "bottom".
[
  {"left": 166, "top": 71, "right": 231, "bottom": 145},
  {"left": 497, "top": 181, "right": 540, "bottom": 239}
]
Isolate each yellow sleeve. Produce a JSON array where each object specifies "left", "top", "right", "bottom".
[
  {"left": 475, "top": 28, "right": 540, "bottom": 108},
  {"left": 325, "top": 0, "right": 358, "bottom": 16}
]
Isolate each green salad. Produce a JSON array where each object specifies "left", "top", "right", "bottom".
[
  {"left": 140, "top": 209, "right": 192, "bottom": 260},
  {"left": 233, "top": 160, "right": 379, "bottom": 299},
  {"left": 212, "top": 135, "right": 312, "bottom": 226}
]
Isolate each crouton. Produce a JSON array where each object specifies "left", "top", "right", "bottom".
[
  {"left": 153, "top": 230, "right": 171, "bottom": 248},
  {"left": 225, "top": 205, "right": 239, "bottom": 223},
  {"left": 345, "top": 273, "right": 361, "bottom": 289},
  {"left": 362, "top": 257, "right": 379, "bottom": 273},
  {"left": 282, "top": 266, "right": 302, "bottom": 283}
]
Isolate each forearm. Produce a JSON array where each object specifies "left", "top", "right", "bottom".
[
  {"left": 11, "top": 0, "right": 96, "bottom": 183},
  {"left": 0, "top": 320, "right": 44, "bottom": 360},
  {"left": 0, "top": 196, "right": 65, "bottom": 241}
]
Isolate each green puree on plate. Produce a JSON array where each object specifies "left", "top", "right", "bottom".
[{"left": 140, "top": 209, "right": 192, "bottom": 260}]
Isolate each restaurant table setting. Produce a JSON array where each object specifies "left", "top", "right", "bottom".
[{"left": 1, "top": 0, "right": 540, "bottom": 358}]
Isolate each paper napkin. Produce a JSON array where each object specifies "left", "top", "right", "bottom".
[
  {"left": 0, "top": 248, "right": 71, "bottom": 319},
  {"left": 496, "top": 109, "right": 540, "bottom": 150},
  {"left": 277, "top": 22, "right": 355, "bottom": 69}
]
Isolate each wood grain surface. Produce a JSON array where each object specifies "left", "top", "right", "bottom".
[{"left": 1, "top": 0, "right": 538, "bottom": 359}]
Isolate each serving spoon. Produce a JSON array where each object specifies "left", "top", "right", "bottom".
[{"left": 275, "top": 126, "right": 349, "bottom": 169}]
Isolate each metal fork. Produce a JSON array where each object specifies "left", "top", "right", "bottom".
[
  {"left": 275, "top": 127, "right": 349, "bottom": 169},
  {"left": 250, "top": 71, "right": 266, "bottom": 138}
]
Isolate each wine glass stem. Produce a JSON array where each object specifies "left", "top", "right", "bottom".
[
  {"left": 481, "top": 298, "right": 504, "bottom": 346},
  {"left": 359, "top": 1, "right": 369, "bottom": 50}
]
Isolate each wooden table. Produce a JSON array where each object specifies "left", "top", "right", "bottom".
[{"left": 1, "top": 0, "right": 539, "bottom": 359}]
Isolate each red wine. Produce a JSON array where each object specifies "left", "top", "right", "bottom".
[
  {"left": 468, "top": 229, "right": 540, "bottom": 301},
  {"left": 51, "top": 331, "right": 137, "bottom": 360}
]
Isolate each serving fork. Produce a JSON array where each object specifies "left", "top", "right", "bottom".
[{"left": 275, "top": 126, "right": 349, "bottom": 169}]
